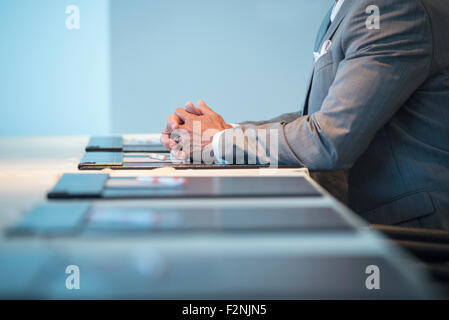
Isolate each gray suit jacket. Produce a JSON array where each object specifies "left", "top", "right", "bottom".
[{"left": 217, "top": 0, "right": 449, "bottom": 229}]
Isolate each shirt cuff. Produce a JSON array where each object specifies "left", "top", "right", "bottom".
[{"left": 212, "top": 123, "right": 239, "bottom": 164}]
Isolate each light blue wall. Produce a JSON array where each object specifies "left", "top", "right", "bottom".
[
  {"left": 110, "top": 0, "right": 333, "bottom": 133},
  {"left": 0, "top": 0, "right": 333, "bottom": 136},
  {"left": 0, "top": 0, "right": 110, "bottom": 136}
]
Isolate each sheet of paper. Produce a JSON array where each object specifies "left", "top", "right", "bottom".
[
  {"left": 123, "top": 157, "right": 170, "bottom": 163},
  {"left": 106, "top": 176, "right": 186, "bottom": 188},
  {"left": 123, "top": 153, "right": 184, "bottom": 163}
]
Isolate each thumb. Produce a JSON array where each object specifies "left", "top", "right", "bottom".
[{"left": 197, "top": 99, "right": 214, "bottom": 115}]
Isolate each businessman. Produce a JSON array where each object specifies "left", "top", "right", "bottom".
[{"left": 161, "top": 0, "right": 449, "bottom": 229}]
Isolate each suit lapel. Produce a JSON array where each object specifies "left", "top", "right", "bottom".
[{"left": 302, "top": 0, "right": 352, "bottom": 116}]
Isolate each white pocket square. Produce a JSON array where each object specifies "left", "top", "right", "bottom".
[{"left": 313, "top": 39, "right": 332, "bottom": 63}]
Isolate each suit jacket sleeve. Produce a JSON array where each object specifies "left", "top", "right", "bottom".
[
  {"left": 238, "top": 111, "right": 302, "bottom": 126},
  {"left": 217, "top": 0, "right": 433, "bottom": 169}
]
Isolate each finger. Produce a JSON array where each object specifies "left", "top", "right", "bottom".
[
  {"left": 175, "top": 107, "right": 194, "bottom": 122},
  {"left": 185, "top": 101, "right": 202, "bottom": 116},
  {"left": 161, "top": 125, "right": 180, "bottom": 150},
  {"left": 197, "top": 99, "right": 214, "bottom": 115},
  {"left": 161, "top": 124, "right": 171, "bottom": 134},
  {"left": 167, "top": 114, "right": 182, "bottom": 131},
  {"left": 171, "top": 148, "right": 187, "bottom": 160},
  {"left": 160, "top": 133, "right": 173, "bottom": 150}
]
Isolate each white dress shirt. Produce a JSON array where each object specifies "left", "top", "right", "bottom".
[{"left": 331, "top": 0, "right": 345, "bottom": 23}]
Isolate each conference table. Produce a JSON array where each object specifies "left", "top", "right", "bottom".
[{"left": 0, "top": 135, "right": 437, "bottom": 299}]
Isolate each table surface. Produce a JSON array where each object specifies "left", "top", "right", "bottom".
[
  {"left": 0, "top": 135, "right": 437, "bottom": 299},
  {"left": 0, "top": 135, "right": 313, "bottom": 229}
]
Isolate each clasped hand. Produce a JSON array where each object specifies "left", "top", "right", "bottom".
[{"left": 160, "top": 100, "right": 232, "bottom": 160}]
